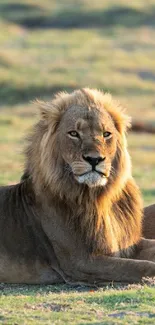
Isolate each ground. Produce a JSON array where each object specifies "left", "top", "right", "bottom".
[
  {"left": 0, "top": 0, "right": 155, "bottom": 324},
  {"left": 1, "top": 282, "right": 155, "bottom": 324}
]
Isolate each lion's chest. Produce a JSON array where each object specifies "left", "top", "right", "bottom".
[{"left": 102, "top": 213, "right": 138, "bottom": 258}]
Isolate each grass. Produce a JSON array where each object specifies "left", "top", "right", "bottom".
[
  {"left": 0, "top": 0, "right": 155, "bottom": 324},
  {"left": 1, "top": 283, "right": 155, "bottom": 324},
  {"left": 0, "top": 1, "right": 154, "bottom": 124}
]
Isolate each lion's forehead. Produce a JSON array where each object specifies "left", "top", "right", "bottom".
[{"left": 61, "top": 105, "right": 115, "bottom": 133}]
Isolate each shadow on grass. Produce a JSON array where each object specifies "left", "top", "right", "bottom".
[
  {"left": 1, "top": 3, "right": 155, "bottom": 29},
  {"left": 0, "top": 83, "right": 76, "bottom": 106},
  {"left": 0, "top": 316, "right": 5, "bottom": 321},
  {"left": 0, "top": 283, "right": 100, "bottom": 296},
  {"left": 0, "top": 57, "right": 11, "bottom": 68},
  {"left": 0, "top": 81, "right": 155, "bottom": 106},
  {"left": 1, "top": 280, "right": 150, "bottom": 297},
  {"left": 0, "top": 281, "right": 135, "bottom": 296},
  {"left": 119, "top": 69, "right": 155, "bottom": 82},
  {"left": 78, "top": 323, "right": 103, "bottom": 325},
  {"left": 143, "top": 189, "right": 155, "bottom": 201}
]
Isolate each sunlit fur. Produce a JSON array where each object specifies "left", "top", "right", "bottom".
[{"left": 24, "top": 88, "right": 143, "bottom": 257}]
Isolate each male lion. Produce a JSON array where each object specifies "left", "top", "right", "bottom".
[{"left": 0, "top": 88, "right": 155, "bottom": 284}]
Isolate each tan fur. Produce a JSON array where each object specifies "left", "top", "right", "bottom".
[{"left": 0, "top": 88, "right": 155, "bottom": 284}]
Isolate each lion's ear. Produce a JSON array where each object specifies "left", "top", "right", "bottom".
[
  {"left": 99, "top": 93, "right": 132, "bottom": 135},
  {"left": 111, "top": 110, "right": 132, "bottom": 134},
  {"left": 34, "top": 99, "right": 62, "bottom": 131}
]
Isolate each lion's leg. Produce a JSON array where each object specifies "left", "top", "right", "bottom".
[
  {"left": 0, "top": 254, "right": 65, "bottom": 284},
  {"left": 135, "top": 238, "right": 155, "bottom": 262},
  {"left": 61, "top": 254, "right": 155, "bottom": 285},
  {"left": 143, "top": 204, "right": 155, "bottom": 239}
]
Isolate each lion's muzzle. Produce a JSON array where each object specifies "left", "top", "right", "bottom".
[{"left": 76, "top": 171, "right": 108, "bottom": 187}]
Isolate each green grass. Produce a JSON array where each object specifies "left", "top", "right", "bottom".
[
  {"left": 0, "top": 283, "right": 155, "bottom": 324},
  {"left": 0, "top": 0, "right": 155, "bottom": 324},
  {"left": 0, "top": 0, "right": 154, "bottom": 125}
]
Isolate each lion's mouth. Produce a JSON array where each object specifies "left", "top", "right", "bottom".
[
  {"left": 74, "top": 170, "right": 108, "bottom": 187},
  {"left": 74, "top": 169, "right": 107, "bottom": 177}
]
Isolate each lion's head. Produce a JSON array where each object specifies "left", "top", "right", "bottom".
[{"left": 25, "top": 88, "right": 131, "bottom": 197}]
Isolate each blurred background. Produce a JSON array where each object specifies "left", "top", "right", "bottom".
[{"left": 0, "top": 0, "right": 155, "bottom": 204}]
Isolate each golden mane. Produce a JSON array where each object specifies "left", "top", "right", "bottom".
[{"left": 24, "top": 88, "right": 142, "bottom": 257}]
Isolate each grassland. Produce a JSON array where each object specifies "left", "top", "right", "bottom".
[
  {"left": 0, "top": 0, "right": 155, "bottom": 324},
  {"left": 1, "top": 282, "right": 155, "bottom": 325}
]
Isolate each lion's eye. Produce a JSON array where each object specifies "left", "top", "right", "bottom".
[
  {"left": 103, "top": 131, "right": 112, "bottom": 138},
  {"left": 68, "top": 131, "right": 79, "bottom": 138}
]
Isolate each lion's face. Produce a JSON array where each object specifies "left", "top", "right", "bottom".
[
  {"left": 58, "top": 105, "right": 118, "bottom": 187},
  {"left": 26, "top": 88, "right": 131, "bottom": 191}
]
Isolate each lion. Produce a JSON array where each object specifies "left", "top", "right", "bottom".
[{"left": 0, "top": 88, "right": 155, "bottom": 284}]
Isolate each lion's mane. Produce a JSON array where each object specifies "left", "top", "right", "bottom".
[{"left": 24, "top": 88, "right": 142, "bottom": 257}]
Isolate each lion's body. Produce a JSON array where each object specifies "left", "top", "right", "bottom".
[
  {"left": 0, "top": 182, "right": 63, "bottom": 283},
  {"left": 143, "top": 204, "right": 155, "bottom": 239},
  {"left": 0, "top": 88, "right": 155, "bottom": 284}
]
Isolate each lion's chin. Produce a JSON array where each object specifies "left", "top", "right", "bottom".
[{"left": 75, "top": 171, "right": 108, "bottom": 188}]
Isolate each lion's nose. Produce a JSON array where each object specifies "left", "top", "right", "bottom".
[{"left": 82, "top": 155, "right": 105, "bottom": 168}]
